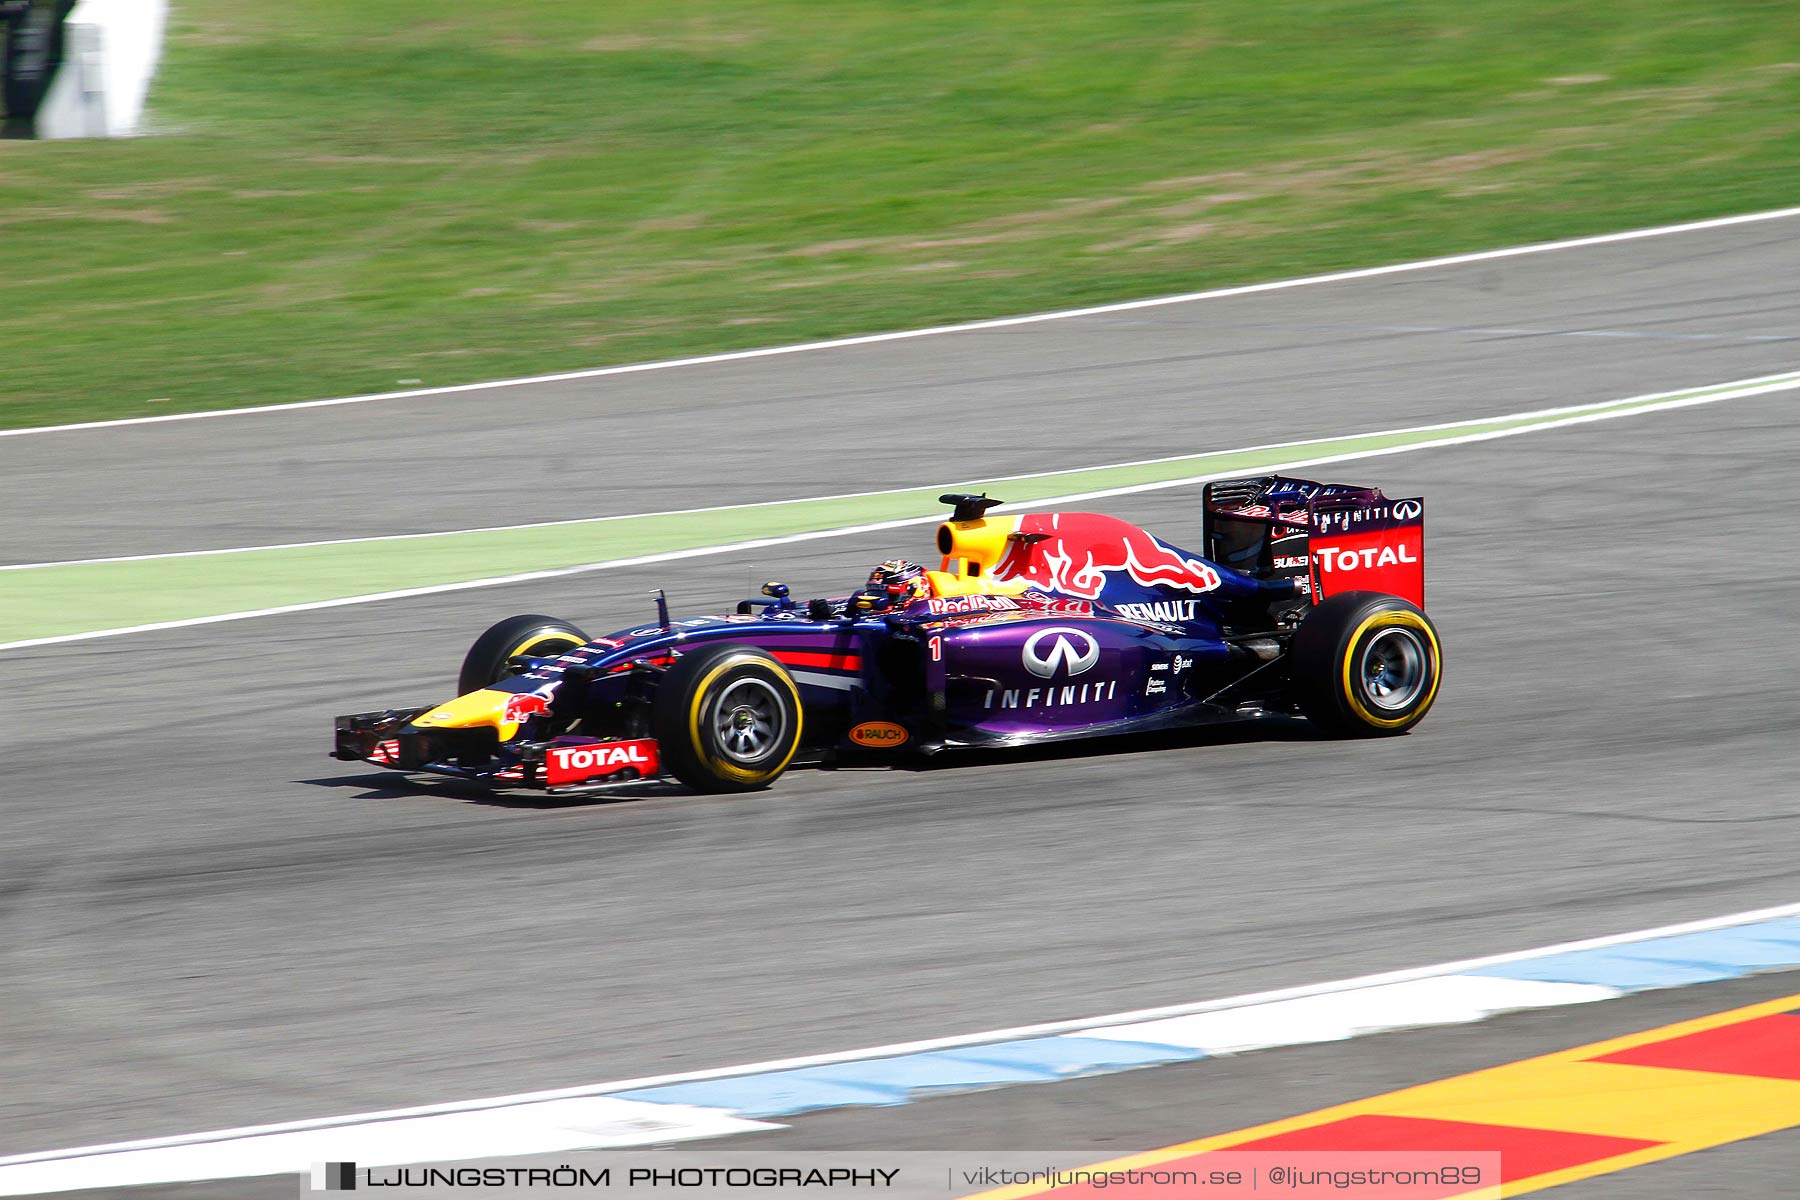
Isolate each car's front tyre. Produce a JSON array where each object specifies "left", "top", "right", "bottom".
[
  {"left": 1290, "top": 591, "right": 1441, "bottom": 736},
  {"left": 653, "top": 644, "right": 803, "bottom": 793},
  {"left": 458, "top": 613, "right": 591, "bottom": 694}
]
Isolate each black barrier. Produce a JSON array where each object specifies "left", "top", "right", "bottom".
[{"left": 0, "top": 0, "right": 74, "bottom": 138}]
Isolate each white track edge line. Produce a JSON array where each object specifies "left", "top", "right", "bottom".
[
  {"left": 5, "top": 205, "right": 1799, "bottom": 440},
  {"left": 7, "top": 899, "right": 1797, "bottom": 1167},
  {"left": 7, "top": 368, "right": 1796, "bottom": 572},
  {"left": 2, "top": 371, "right": 1795, "bottom": 655}
]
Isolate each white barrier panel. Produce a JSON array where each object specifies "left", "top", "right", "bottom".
[{"left": 36, "top": 0, "right": 167, "bottom": 138}]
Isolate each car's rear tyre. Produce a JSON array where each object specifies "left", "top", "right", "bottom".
[
  {"left": 1290, "top": 591, "right": 1441, "bottom": 736},
  {"left": 458, "top": 614, "right": 591, "bottom": 695},
  {"left": 652, "top": 644, "right": 803, "bottom": 793}
]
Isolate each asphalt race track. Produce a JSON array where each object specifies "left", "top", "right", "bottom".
[
  {"left": 5, "top": 218, "right": 1800, "bottom": 563},
  {"left": 3, "top": 217, "right": 1798, "bottom": 1196}
]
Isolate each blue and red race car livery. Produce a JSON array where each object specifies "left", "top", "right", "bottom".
[{"left": 332, "top": 476, "right": 1441, "bottom": 794}]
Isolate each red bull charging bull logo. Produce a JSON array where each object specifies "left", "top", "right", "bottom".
[
  {"left": 502, "top": 691, "right": 553, "bottom": 724},
  {"left": 992, "top": 513, "right": 1221, "bottom": 600}
]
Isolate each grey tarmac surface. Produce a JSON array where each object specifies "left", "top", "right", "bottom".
[
  {"left": 713, "top": 971, "right": 1800, "bottom": 1199},
  {"left": 2, "top": 217, "right": 1799, "bottom": 563},
  {"left": 3, "top": 221, "right": 1798, "bottom": 1199},
  {"left": 4, "top": 392, "right": 1798, "bottom": 1162},
  {"left": 14, "top": 972, "right": 1800, "bottom": 1198}
]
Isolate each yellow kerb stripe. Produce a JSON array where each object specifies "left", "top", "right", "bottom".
[{"left": 964, "top": 991, "right": 1800, "bottom": 1200}]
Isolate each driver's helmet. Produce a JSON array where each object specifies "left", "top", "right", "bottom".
[{"left": 868, "top": 558, "right": 929, "bottom": 606}]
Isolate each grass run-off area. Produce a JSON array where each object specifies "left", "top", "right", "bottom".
[{"left": 2, "top": 0, "right": 1797, "bottom": 430}]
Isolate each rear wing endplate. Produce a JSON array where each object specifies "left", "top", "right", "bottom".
[{"left": 1203, "top": 476, "right": 1425, "bottom": 608}]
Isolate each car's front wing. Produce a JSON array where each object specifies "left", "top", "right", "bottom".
[{"left": 332, "top": 708, "right": 662, "bottom": 793}]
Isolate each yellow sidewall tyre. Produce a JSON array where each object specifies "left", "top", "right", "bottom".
[
  {"left": 1290, "top": 591, "right": 1441, "bottom": 737},
  {"left": 457, "top": 614, "right": 591, "bottom": 695},
  {"left": 653, "top": 644, "right": 803, "bottom": 794}
]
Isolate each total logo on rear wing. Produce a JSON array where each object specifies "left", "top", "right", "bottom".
[{"left": 1308, "top": 498, "right": 1425, "bottom": 608}]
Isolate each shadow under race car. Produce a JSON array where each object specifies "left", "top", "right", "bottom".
[{"left": 333, "top": 476, "right": 1441, "bottom": 795}]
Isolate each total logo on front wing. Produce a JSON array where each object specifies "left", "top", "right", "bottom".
[{"left": 545, "top": 740, "right": 659, "bottom": 786}]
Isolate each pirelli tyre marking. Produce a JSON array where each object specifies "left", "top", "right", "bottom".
[{"left": 507, "top": 630, "right": 583, "bottom": 659}]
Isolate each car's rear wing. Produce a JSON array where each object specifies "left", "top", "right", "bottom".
[{"left": 1202, "top": 475, "right": 1425, "bottom": 607}]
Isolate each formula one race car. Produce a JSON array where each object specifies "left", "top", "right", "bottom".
[{"left": 333, "top": 477, "right": 1441, "bottom": 794}]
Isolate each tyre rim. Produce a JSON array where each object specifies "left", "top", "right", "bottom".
[
  {"left": 1358, "top": 627, "right": 1428, "bottom": 712},
  {"left": 711, "top": 677, "right": 786, "bottom": 764}
]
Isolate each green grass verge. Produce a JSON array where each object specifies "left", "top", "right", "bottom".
[
  {"left": 11, "top": 373, "right": 1791, "bottom": 643},
  {"left": 2, "top": 0, "right": 1797, "bottom": 430}
]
